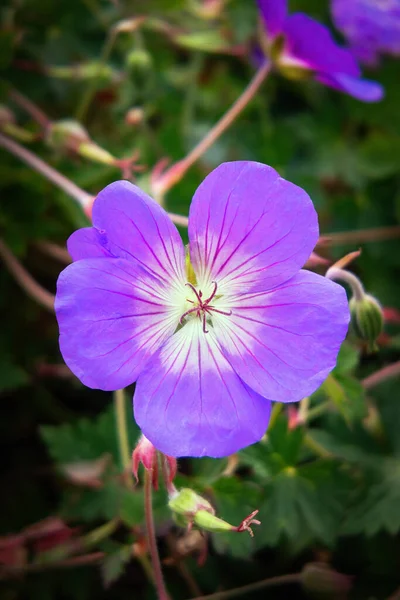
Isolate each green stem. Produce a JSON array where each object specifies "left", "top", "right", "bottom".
[
  {"left": 304, "top": 433, "right": 332, "bottom": 458},
  {"left": 268, "top": 402, "right": 283, "bottom": 429},
  {"left": 82, "top": 519, "right": 119, "bottom": 548},
  {"left": 188, "top": 573, "right": 301, "bottom": 600},
  {"left": 144, "top": 470, "right": 170, "bottom": 600},
  {"left": 114, "top": 389, "right": 132, "bottom": 486},
  {"left": 306, "top": 401, "right": 331, "bottom": 422}
]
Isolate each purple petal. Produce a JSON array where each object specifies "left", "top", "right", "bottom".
[
  {"left": 257, "top": 0, "right": 287, "bottom": 37},
  {"left": 188, "top": 161, "right": 318, "bottom": 294},
  {"left": 331, "top": 0, "right": 400, "bottom": 65},
  {"left": 55, "top": 257, "right": 184, "bottom": 390},
  {"left": 283, "top": 13, "right": 360, "bottom": 77},
  {"left": 134, "top": 320, "right": 271, "bottom": 458},
  {"left": 67, "top": 227, "right": 114, "bottom": 261},
  {"left": 213, "top": 270, "right": 349, "bottom": 403},
  {"left": 90, "top": 181, "right": 186, "bottom": 285},
  {"left": 316, "top": 72, "right": 384, "bottom": 102}
]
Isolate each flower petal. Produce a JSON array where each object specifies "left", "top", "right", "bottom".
[
  {"left": 316, "top": 72, "right": 384, "bottom": 102},
  {"left": 90, "top": 181, "right": 186, "bottom": 285},
  {"left": 134, "top": 320, "right": 271, "bottom": 458},
  {"left": 55, "top": 257, "right": 183, "bottom": 390},
  {"left": 284, "top": 13, "right": 360, "bottom": 77},
  {"left": 67, "top": 227, "right": 114, "bottom": 261},
  {"left": 257, "top": 0, "right": 287, "bottom": 38},
  {"left": 188, "top": 161, "right": 318, "bottom": 293},
  {"left": 213, "top": 270, "right": 349, "bottom": 403}
]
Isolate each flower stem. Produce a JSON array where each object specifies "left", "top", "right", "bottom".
[
  {"left": 0, "top": 132, "right": 93, "bottom": 213},
  {"left": 82, "top": 519, "right": 119, "bottom": 548},
  {"left": 325, "top": 266, "right": 365, "bottom": 301},
  {"left": 0, "top": 132, "right": 188, "bottom": 227},
  {"left": 9, "top": 88, "right": 52, "bottom": 130},
  {"left": 144, "top": 470, "right": 170, "bottom": 600},
  {"left": 156, "top": 61, "right": 271, "bottom": 196},
  {"left": 0, "top": 238, "right": 55, "bottom": 312},
  {"left": 187, "top": 572, "right": 301, "bottom": 600},
  {"left": 113, "top": 389, "right": 133, "bottom": 487},
  {"left": 319, "top": 225, "right": 400, "bottom": 247},
  {"left": 362, "top": 360, "right": 400, "bottom": 390}
]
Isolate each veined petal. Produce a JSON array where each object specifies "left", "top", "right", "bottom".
[
  {"left": 257, "top": 0, "right": 287, "bottom": 38},
  {"left": 55, "top": 257, "right": 185, "bottom": 391},
  {"left": 70, "top": 181, "right": 186, "bottom": 286},
  {"left": 213, "top": 270, "right": 349, "bottom": 403},
  {"left": 67, "top": 227, "right": 114, "bottom": 261},
  {"left": 188, "top": 161, "right": 318, "bottom": 294},
  {"left": 283, "top": 13, "right": 361, "bottom": 77},
  {"left": 134, "top": 320, "right": 271, "bottom": 458},
  {"left": 316, "top": 72, "right": 384, "bottom": 102}
]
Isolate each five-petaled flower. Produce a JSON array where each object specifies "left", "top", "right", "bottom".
[
  {"left": 55, "top": 161, "right": 349, "bottom": 458},
  {"left": 256, "top": 0, "right": 384, "bottom": 102}
]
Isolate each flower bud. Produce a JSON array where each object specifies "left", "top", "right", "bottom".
[
  {"left": 188, "top": 0, "right": 225, "bottom": 20},
  {"left": 301, "top": 562, "right": 352, "bottom": 598},
  {"left": 125, "top": 49, "right": 153, "bottom": 73},
  {"left": 132, "top": 435, "right": 177, "bottom": 491},
  {"left": 125, "top": 107, "right": 145, "bottom": 126},
  {"left": 47, "top": 120, "right": 116, "bottom": 165},
  {"left": 350, "top": 293, "right": 383, "bottom": 352},
  {"left": 168, "top": 488, "right": 260, "bottom": 536}
]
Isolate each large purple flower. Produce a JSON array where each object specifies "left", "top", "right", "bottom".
[
  {"left": 257, "top": 0, "right": 383, "bottom": 102},
  {"left": 331, "top": 0, "right": 400, "bottom": 67},
  {"left": 55, "top": 162, "right": 349, "bottom": 458}
]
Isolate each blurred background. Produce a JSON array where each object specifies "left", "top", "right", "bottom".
[{"left": 1, "top": 0, "right": 400, "bottom": 598}]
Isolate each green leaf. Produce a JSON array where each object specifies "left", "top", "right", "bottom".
[
  {"left": 101, "top": 543, "right": 132, "bottom": 587},
  {"left": 174, "top": 31, "right": 230, "bottom": 52},
  {"left": 321, "top": 373, "right": 367, "bottom": 423}
]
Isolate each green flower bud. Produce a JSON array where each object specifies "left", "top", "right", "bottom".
[
  {"left": 168, "top": 488, "right": 260, "bottom": 536},
  {"left": 350, "top": 294, "right": 383, "bottom": 352},
  {"left": 47, "top": 120, "right": 89, "bottom": 151},
  {"left": 125, "top": 49, "right": 153, "bottom": 73}
]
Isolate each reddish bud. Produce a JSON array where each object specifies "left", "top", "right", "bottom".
[{"left": 23, "top": 517, "right": 78, "bottom": 553}]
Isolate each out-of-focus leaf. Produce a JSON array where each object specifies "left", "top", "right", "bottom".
[
  {"left": 321, "top": 373, "right": 367, "bottom": 423},
  {"left": 174, "top": 31, "right": 230, "bottom": 52},
  {"left": 101, "top": 543, "right": 132, "bottom": 587}
]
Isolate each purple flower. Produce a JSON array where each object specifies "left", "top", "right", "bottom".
[
  {"left": 331, "top": 0, "right": 400, "bottom": 67},
  {"left": 55, "top": 162, "right": 349, "bottom": 458},
  {"left": 257, "top": 0, "right": 384, "bottom": 102}
]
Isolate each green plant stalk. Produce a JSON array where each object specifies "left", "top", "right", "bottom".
[
  {"left": 188, "top": 572, "right": 301, "bottom": 600},
  {"left": 114, "top": 389, "right": 133, "bottom": 487}
]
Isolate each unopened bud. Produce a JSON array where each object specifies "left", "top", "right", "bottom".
[
  {"left": 126, "top": 49, "right": 153, "bottom": 73},
  {"left": 168, "top": 488, "right": 260, "bottom": 536},
  {"left": 125, "top": 107, "right": 145, "bottom": 126},
  {"left": 350, "top": 294, "right": 383, "bottom": 352},
  {"left": 301, "top": 562, "right": 352, "bottom": 598},
  {"left": 188, "top": 0, "right": 225, "bottom": 19},
  {"left": 132, "top": 435, "right": 177, "bottom": 491},
  {"left": 47, "top": 120, "right": 89, "bottom": 152},
  {"left": 49, "top": 62, "right": 114, "bottom": 81}
]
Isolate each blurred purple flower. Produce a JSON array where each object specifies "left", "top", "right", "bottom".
[
  {"left": 55, "top": 162, "right": 349, "bottom": 458},
  {"left": 257, "top": 0, "right": 384, "bottom": 101},
  {"left": 331, "top": 0, "right": 400, "bottom": 67}
]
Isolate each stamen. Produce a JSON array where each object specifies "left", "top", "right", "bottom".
[
  {"left": 180, "top": 306, "right": 200, "bottom": 324},
  {"left": 204, "top": 281, "right": 218, "bottom": 304},
  {"left": 202, "top": 313, "right": 209, "bottom": 334},
  {"left": 185, "top": 282, "right": 202, "bottom": 304},
  {"left": 208, "top": 307, "right": 232, "bottom": 317}
]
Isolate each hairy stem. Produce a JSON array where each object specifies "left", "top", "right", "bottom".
[
  {"left": 326, "top": 266, "right": 365, "bottom": 301},
  {"left": 362, "top": 360, "right": 400, "bottom": 390},
  {"left": 113, "top": 389, "right": 133, "bottom": 487},
  {"left": 144, "top": 470, "right": 170, "bottom": 600},
  {"left": 0, "top": 132, "right": 188, "bottom": 226},
  {"left": 9, "top": 88, "right": 52, "bottom": 130},
  {"left": 188, "top": 572, "right": 301, "bottom": 600},
  {"left": 0, "top": 238, "right": 55, "bottom": 312},
  {"left": 156, "top": 61, "right": 271, "bottom": 196},
  {"left": 0, "top": 132, "right": 93, "bottom": 213},
  {"left": 319, "top": 225, "right": 400, "bottom": 247}
]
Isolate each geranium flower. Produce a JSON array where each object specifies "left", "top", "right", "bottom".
[
  {"left": 256, "top": 0, "right": 383, "bottom": 102},
  {"left": 331, "top": 0, "right": 400, "bottom": 67},
  {"left": 55, "top": 161, "right": 349, "bottom": 458}
]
